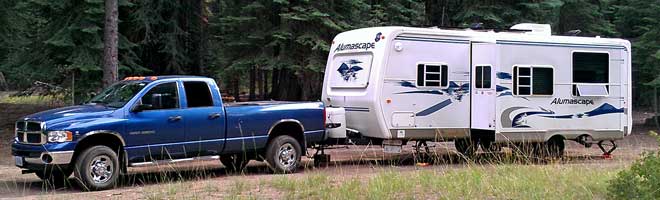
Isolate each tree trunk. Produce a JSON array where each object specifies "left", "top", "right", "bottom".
[
  {"left": 249, "top": 66, "right": 256, "bottom": 100},
  {"left": 270, "top": 69, "right": 280, "bottom": 99},
  {"left": 102, "top": 0, "right": 119, "bottom": 88},
  {"left": 232, "top": 77, "right": 240, "bottom": 102},
  {"left": 263, "top": 71, "right": 269, "bottom": 100},
  {"left": 257, "top": 69, "right": 264, "bottom": 100},
  {"left": 0, "top": 72, "right": 8, "bottom": 91}
]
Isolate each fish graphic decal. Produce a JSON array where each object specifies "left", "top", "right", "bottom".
[{"left": 338, "top": 59, "right": 364, "bottom": 81}]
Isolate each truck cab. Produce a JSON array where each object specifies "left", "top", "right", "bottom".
[{"left": 12, "top": 76, "right": 326, "bottom": 190}]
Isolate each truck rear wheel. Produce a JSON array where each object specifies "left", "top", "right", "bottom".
[
  {"left": 265, "top": 135, "right": 301, "bottom": 174},
  {"left": 35, "top": 167, "right": 72, "bottom": 188},
  {"left": 220, "top": 154, "right": 250, "bottom": 172},
  {"left": 73, "top": 146, "right": 120, "bottom": 191}
]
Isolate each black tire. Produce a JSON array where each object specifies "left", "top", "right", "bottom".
[
  {"left": 265, "top": 135, "right": 302, "bottom": 173},
  {"left": 35, "top": 166, "right": 72, "bottom": 188},
  {"left": 220, "top": 154, "right": 250, "bottom": 172},
  {"left": 73, "top": 146, "right": 120, "bottom": 191},
  {"left": 454, "top": 138, "right": 477, "bottom": 158},
  {"left": 544, "top": 137, "right": 565, "bottom": 158}
]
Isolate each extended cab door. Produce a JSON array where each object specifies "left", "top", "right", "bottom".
[
  {"left": 180, "top": 80, "right": 226, "bottom": 157},
  {"left": 125, "top": 81, "right": 186, "bottom": 160}
]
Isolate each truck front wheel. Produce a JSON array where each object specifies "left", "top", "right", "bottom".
[
  {"left": 73, "top": 146, "right": 120, "bottom": 191},
  {"left": 265, "top": 135, "right": 301, "bottom": 174}
]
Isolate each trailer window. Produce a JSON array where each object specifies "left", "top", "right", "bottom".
[
  {"left": 417, "top": 64, "right": 448, "bottom": 87},
  {"left": 572, "top": 52, "right": 609, "bottom": 96},
  {"left": 513, "top": 66, "right": 553, "bottom": 96},
  {"left": 475, "top": 66, "right": 491, "bottom": 88}
]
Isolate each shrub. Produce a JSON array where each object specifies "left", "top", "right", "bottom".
[{"left": 608, "top": 131, "right": 660, "bottom": 199}]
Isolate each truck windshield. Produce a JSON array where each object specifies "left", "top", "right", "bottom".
[{"left": 88, "top": 81, "right": 147, "bottom": 108}]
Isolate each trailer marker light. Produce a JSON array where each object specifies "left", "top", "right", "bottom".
[{"left": 386, "top": 98, "right": 392, "bottom": 104}]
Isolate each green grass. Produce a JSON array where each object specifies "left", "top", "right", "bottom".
[
  {"left": 269, "top": 164, "right": 620, "bottom": 200},
  {"left": 97, "top": 163, "right": 622, "bottom": 199}
]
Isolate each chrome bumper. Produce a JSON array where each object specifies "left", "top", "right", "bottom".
[{"left": 24, "top": 151, "right": 74, "bottom": 165}]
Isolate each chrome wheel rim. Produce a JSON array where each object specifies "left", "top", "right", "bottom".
[
  {"left": 277, "top": 143, "right": 296, "bottom": 169},
  {"left": 89, "top": 155, "right": 113, "bottom": 184}
]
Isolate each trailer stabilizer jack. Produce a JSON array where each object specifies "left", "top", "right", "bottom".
[{"left": 597, "top": 140, "right": 617, "bottom": 159}]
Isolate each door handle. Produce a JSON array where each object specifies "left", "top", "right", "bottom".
[
  {"left": 169, "top": 116, "right": 182, "bottom": 122},
  {"left": 208, "top": 113, "right": 221, "bottom": 119}
]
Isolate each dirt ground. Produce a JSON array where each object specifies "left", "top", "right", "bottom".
[{"left": 0, "top": 103, "right": 658, "bottom": 199}]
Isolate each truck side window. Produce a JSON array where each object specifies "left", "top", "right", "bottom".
[
  {"left": 183, "top": 81, "right": 214, "bottom": 108},
  {"left": 141, "top": 82, "right": 179, "bottom": 110}
]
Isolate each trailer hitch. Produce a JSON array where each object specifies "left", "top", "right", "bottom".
[{"left": 597, "top": 140, "right": 617, "bottom": 159}]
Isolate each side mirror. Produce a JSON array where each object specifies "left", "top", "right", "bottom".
[{"left": 131, "top": 103, "right": 153, "bottom": 113}]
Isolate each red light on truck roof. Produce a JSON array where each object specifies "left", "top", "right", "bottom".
[{"left": 124, "top": 76, "right": 148, "bottom": 81}]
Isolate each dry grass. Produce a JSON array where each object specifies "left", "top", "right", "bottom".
[{"left": 125, "top": 162, "right": 620, "bottom": 199}]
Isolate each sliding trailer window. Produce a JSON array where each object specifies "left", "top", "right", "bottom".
[
  {"left": 475, "top": 65, "right": 492, "bottom": 88},
  {"left": 513, "top": 66, "right": 554, "bottom": 96},
  {"left": 572, "top": 52, "right": 609, "bottom": 96},
  {"left": 417, "top": 63, "right": 448, "bottom": 87}
]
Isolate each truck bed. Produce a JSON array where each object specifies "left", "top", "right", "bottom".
[{"left": 224, "top": 101, "right": 300, "bottom": 107}]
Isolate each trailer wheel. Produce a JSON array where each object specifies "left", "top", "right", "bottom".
[
  {"left": 35, "top": 167, "right": 72, "bottom": 188},
  {"left": 73, "top": 145, "right": 120, "bottom": 191},
  {"left": 454, "top": 139, "right": 477, "bottom": 158},
  {"left": 544, "top": 137, "right": 565, "bottom": 158},
  {"left": 265, "top": 135, "right": 301, "bottom": 173},
  {"left": 220, "top": 154, "right": 250, "bottom": 172}
]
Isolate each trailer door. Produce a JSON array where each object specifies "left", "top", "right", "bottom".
[{"left": 470, "top": 42, "right": 496, "bottom": 130}]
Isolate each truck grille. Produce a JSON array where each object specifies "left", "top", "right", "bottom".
[{"left": 15, "top": 121, "right": 46, "bottom": 145}]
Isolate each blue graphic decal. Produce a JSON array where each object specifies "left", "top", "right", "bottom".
[
  {"left": 337, "top": 59, "right": 364, "bottom": 81},
  {"left": 399, "top": 81, "right": 417, "bottom": 88},
  {"left": 496, "top": 85, "right": 509, "bottom": 92},
  {"left": 396, "top": 90, "right": 444, "bottom": 95},
  {"left": 504, "top": 103, "right": 624, "bottom": 128},
  {"left": 416, "top": 99, "right": 452, "bottom": 116},
  {"left": 496, "top": 72, "right": 512, "bottom": 80},
  {"left": 539, "top": 103, "right": 624, "bottom": 119},
  {"left": 511, "top": 110, "right": 555, "bottom": 128},
  {"left": 395, "top": 81, "right": 470, "bottom": 116},
  {"left": 375, "top": 32, "right": 383, "bottom": 42}
]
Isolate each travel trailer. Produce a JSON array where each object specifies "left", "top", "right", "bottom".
[{"left": 321, "top": 24, "right": 632, "bottom": 158}]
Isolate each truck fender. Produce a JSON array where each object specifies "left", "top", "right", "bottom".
[
  {"left": 267, "top": 119, "right": 307, "bottom": 153},
  {"left": 75, "top": 130, "right": 127, "bottom": 173}
]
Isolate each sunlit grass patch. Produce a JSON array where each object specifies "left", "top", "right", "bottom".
[
  {"left": 269, "top": 164, "right": 620, "bottom": 200},
  {"left": 0, "top": 95, "right": 66, "bottom": 105}
]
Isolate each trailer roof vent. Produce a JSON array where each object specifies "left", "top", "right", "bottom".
[{"left": 510, "top": 23, "right": 551, "bottom": 36}]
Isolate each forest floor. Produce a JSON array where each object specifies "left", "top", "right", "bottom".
[{"left": 0, "top": 101, "right": 657, "bottom": 199}]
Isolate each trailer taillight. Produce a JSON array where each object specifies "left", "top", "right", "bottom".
[{"left": 323, "top": 107, "right": 326, "bottom": 126}]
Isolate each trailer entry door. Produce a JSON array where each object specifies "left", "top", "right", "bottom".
[{"left": 470, "top": 42, "right": 497, "bottom": 131}]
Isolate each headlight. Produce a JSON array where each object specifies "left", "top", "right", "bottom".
[{"left": 47, "top": 131, "right": 73, "bottom": 143}]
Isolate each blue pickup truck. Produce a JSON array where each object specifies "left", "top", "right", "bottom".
[{"left": 12, "top": 76, "right": 326, "bottom": 190}]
